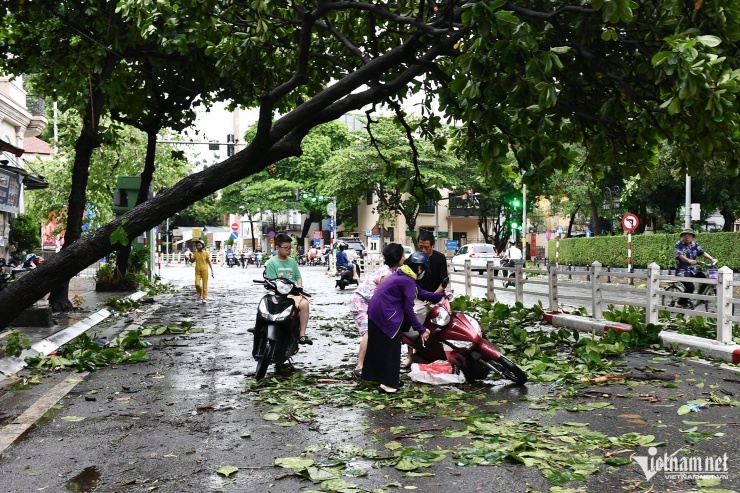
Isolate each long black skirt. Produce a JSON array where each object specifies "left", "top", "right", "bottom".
[{"left": 361, "top": 319, "right": 402, "bottom": 388}]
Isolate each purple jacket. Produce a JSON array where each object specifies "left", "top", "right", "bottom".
[{"left": 367, "top": 270, "right": 445, "bottom": 338}]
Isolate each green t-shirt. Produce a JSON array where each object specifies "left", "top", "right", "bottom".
[{"left": 265, "top": 256, "right": 302, "bottom": 282}]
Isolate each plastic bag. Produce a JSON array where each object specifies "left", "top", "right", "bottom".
[{"left": 408, "top": 360, "right": 466, "bottom": 385}]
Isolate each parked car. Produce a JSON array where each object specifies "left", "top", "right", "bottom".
[
  {"left": 451, "top": 243, "right": 500, "bottom": 274},
  {"left": 402, "top": 245, "right": 414, "bottom": 257},
  {"left": 335, "top": 237, "right": 367, "bottom": 258}
]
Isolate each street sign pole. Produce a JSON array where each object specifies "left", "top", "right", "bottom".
[{"left": 621, "top": 213, "right": 639, "bottom": 274}]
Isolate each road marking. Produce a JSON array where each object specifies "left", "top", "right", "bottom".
[{"left": 0, "top": 372, "right": 89, "bottom": 456}]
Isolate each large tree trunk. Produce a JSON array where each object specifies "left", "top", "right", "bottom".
[
  {"left": 48, "top": 56, "right": 118, "bottom": 312},
  {"left": 720, "top": 208, "right": 735, "bottom": 232},
  {"left": 0, "top": 23, "right": 464, "bottom": 328}
]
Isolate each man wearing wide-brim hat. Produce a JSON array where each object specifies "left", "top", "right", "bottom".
[
  {"left": 192, "top": 239, "right": 214, "bottom": 304},
  {"left": 674, "top": 228, "right": 716, "bottom": 308}
]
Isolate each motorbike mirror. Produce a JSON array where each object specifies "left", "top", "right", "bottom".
[{"left": 441, "top": 276, "right": 449, "bottom": 288}]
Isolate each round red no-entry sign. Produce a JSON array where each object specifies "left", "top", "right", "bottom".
[{"left": 231, "top": 222, "right": 239, "bottom": 231}]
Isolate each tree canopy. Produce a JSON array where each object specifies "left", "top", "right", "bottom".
[{"left": 3, "top": 0, "right": 740, "bottom": 326}]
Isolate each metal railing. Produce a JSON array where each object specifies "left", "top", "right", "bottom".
[{"left": 450, "top": 260, "right": 738, "bottom": 346}]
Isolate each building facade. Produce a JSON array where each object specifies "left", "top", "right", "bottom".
[{"left": 0, "top": 75, "right": 49, "bottom": 259}]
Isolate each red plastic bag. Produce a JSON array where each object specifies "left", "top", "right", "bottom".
[{"left": 417, "top": 360, "right": 454, "bottom": 374}]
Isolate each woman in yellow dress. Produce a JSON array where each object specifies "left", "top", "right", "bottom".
[{"left": 193, "top": 239, "right": 214, "bottom": 303}]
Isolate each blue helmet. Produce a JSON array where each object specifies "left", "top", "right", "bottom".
[{"left": 407, "top": 251, "right": 430, "bottom": 271}]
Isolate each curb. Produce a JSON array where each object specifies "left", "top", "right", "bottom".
[
  {"left": 0, "top": 291, "right": 148, "bottom": 382},
  {"left": 544, "top": 311, "right": 740, "bottom": 364}
]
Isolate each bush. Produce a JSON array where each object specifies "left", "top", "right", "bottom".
[
  {"left": 9, "top": 214, "right": 41, "bottom": 254},
  {"left": 548, "top": 231, "right": 740, "bottom": 270}
]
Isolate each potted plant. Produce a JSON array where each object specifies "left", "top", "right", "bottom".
[{"left": 94, "top": 249, "right": 148, "bottom": 292}]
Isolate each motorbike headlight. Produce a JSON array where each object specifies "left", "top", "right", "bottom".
[
  {"left": 429, "top": 307, "right": 451, "bottom": 326},
  {"left": 270, "top": 304, "right": 295, "bottom": 322},
  {"left": 276, "top": 280, "right": 293, "bottom": 295},
  {"left": 445, "top": 339, "right": 474, "bottom": 349}
]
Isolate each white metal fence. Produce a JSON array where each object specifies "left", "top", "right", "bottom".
[{"left": 450, "top": 260, "right": 738, "bottom": 346}]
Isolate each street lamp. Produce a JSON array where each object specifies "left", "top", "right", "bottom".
[{"left": 603, "top": 186, "right": 621, "bottom": 235}]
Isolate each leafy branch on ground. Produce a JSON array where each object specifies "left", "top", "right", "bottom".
[
  {"left": 2, "top": 328, "right": 30, "bottom": 357},
  {"left": 24, "top": 322, "right": 203, "bottom": 372},
  {"left": 104, "top": 296, "right": 141, "bottom": 312},
  {"left": 139, "top": 276, "right": 176, "bottom": 296},
  {"left": 247, "top": 369, "right": 672, "bottom": 490}
]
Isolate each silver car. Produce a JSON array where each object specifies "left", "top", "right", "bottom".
[{"left": 451, "top": 243, "right": 500, "bottom": 274}]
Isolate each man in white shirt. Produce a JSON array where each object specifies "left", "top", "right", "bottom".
[{"left": 506, "top": 241, "right": 523, "bottom": 261}]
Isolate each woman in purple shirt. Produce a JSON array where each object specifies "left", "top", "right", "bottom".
[{"left": 362, "top": 252, "right": 445, "bottom": 393}]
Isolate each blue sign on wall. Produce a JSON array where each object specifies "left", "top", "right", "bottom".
[
  {"left": 230, "top": 231, "right": 239, "bottom": 240},
  {"left": 446, "top": 240, "right": 459, "bottom": 251}
]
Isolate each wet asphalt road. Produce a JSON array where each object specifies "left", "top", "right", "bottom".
[{"left": 0, "top": 263, "right": 738, "bottom": 492}]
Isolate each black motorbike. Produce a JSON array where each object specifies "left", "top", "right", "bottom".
[
  {"left": 225, "top": 252, "right": 238, "bottom": 268},
  {"left": 502, "top": 259, "right": 526, "bottom": 288},
  {"left": 335, "top": 265, "right": 358, "bottom": 290},
  {"left": 251, "top": 277, "right": 310, "bottom": 381}
]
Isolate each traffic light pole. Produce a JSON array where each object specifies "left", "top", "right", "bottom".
[{"left": 522, "top": 184, "right": 527, "bottom": 260}]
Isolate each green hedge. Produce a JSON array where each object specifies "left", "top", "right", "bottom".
[{"left": 548, "top": 231, "right": 740, "bottom": 270}]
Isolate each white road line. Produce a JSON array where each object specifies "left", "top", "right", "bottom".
[{"left": 0, "top": 373, "right": 89, "bottom": 456}]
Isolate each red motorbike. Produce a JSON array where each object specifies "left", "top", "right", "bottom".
[{"left": 401, "top": 298, "right": 527, "bottom": 385}]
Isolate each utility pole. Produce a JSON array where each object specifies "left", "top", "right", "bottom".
[{"left": 685, "top": 174, "right": 692, "bottom": 229}]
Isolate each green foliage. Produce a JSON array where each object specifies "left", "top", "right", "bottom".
[
  {"left": 104, "top": 296, "right": 141, "bottom": 312},
  {"left": 8, "top": 214, "right": 42, "bottom": 254},
  {"left": 24, "top": 322, "right": 203, "bottom": 372},
  {"left": 2, "top": 329, "right": 30, "bottom": 357},
  {"left": 95, "top": 245, "right": 149, "bottom": 288},
  {"left": 550, "top": 231, "right": 740, "bottom": 269},
  {"left": 110, "top": 219, "right": 130, "bottom": 246},
  {"left": 139, "top": 276, "right": 176, "bottom": 296}
]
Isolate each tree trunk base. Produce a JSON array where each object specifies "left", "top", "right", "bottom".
[{"left": 50, "top": 298, "right": 75, "bottom": 313}]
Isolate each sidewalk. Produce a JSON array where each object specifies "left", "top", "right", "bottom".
[{"left": 0, "top": 276, "right": 143, "bottom": 383}]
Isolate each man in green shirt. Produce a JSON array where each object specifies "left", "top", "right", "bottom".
[{"left": 265, "top": 233, "right": 312, "bottom": 344}]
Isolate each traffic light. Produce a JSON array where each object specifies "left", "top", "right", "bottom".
[
  {"left": 296, "top": 187, "right": 302, "bottom": 200},
  {"left": 226, "top": 134, "right": 235, "bottom": 157},
  {"left": 511, "top": 198, "right": 520, "bottom": 208},
  {"left": 511, "top": 221, "right": 518, "bottom": 230}
]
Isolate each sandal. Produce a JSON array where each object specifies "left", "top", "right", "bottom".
[
  {"left": 352, "top": 368, "right": 362, "bottom": 379},
  {"left": 298, "top": 335, "right": 313, "bottom": 345},
  {"left": 378, "top": 386, "right": 399, "bottom": 394}
]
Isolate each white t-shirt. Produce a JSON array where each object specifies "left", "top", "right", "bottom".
[{"left": 507, "top": 246, "right": 523, "bottom": 260}]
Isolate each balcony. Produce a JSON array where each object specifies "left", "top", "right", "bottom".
[
  {"left": 24, "top": 94, "right": 48, "bottom": 137},
  {"left": 448, "top": 207, "right": 479, "bottom": 217}
]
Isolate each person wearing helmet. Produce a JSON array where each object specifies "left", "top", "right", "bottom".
[
  {"left": 675, "top": 228, "right": 716, "bottom": 308},
  {"left": 362, "top": 251, "right": 446, "bottom": 393},
  {"left": 336, "top": 242, "right": 360, "bottom": 282}
]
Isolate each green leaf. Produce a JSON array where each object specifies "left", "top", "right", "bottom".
[
  {"left": 61, "top": 416, "right": 86, "bottom": 422},
  {"left": 696, "top": 35, "right": 722, "bottom": 47},
  {"left": 395, "top": 458, "right": 420, "bottom": 471},
  {"left": 216, "top": 465, "right": 238, "bottom": 477},
  {"left": 677, "top": 405, "right": 692, "bottom": 415},
  {"left": 274, "top": 457, "right": 315, "bottom": 470}
]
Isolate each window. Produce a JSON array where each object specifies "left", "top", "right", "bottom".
[
  {"left": 366, "top": 190, "right": 373, "bottom": 205},
  {"left": 418, "top": 197, "right": 435, "bottom": 214}
]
